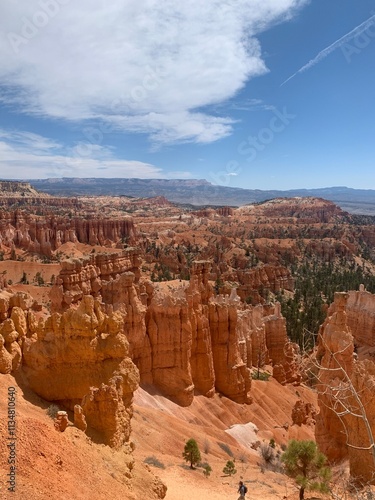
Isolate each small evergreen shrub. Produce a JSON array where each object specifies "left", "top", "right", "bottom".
[
  {"left": 222, "top": 460, "right": 237, "bottom": 476},
  {"left": 202, "top": 463, "right": 212, "bottom": 477},
  {"left": 252, "top": 370, "right": 271, "bottom": 381}
]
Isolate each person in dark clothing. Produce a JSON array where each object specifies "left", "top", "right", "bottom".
[{"left": 238, "top": 481, "right": 247, "bottom": 499}]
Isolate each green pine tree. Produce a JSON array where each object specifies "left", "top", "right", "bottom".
[
  {"left": 222, "top": 460, "right": 237, "bottom": 476},
  {"left": 281, "top": 440, "right": 331, "bottom": 500},
  {"left": 182, "top": 438, "right": 201, "bottom": 469},
  {"left": 202, "top": 464, "right": 212, "bottom": 477}
]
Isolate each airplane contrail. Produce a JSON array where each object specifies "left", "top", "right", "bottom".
[{"left": 281, "top": 13, "right": 375, "bottom": 86}]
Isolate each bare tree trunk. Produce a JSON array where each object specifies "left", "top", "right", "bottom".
[{"left": 299, "top": 486, "right": 304, "bottom": 500}]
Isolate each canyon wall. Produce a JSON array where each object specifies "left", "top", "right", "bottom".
[
  {"left": 315, "top": 292, "right": 375, "bottom": 483},
  {"left": 0, "top": 211, "right": 136, "bottom": 255},
  {"left": 236, "top": 265, "right": 294, "bottom": 302}
]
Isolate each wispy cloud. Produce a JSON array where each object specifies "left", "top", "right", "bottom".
[
  {"left": 0, "top": 0, "right": 307, "bottom": 146},
  {"left": 229, "top": 98, "right": 277, "bottom": 112},
  {"left": 0, "top": 129, "right": 162, "bottom": 179},
  {"left": 0, "top": 129, "right": 61, "bottom": 153},
  {"left": 281, "top": 12, "right": 375, "bottom": 86}
]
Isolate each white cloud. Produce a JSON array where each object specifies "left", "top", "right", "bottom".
[
  {"left": 0, "top": 129, "right": 162, "bottom": 179},
  {"left": 0, "top": 129, "right": 61, "bottom": 153},
  {"left": 0, "top": 0, "right": 307, "bottom": 145}
]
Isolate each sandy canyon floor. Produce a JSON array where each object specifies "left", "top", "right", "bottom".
[{"left": 0, "top": 370, "right": 333, "bottom": 500}]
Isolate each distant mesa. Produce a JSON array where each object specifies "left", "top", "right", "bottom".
[
  {"left": 21, "top": 178, "right": 375, "bottom": 215},
  {"left": 0, "top": 180, "right": 48, "bottom": 198}
]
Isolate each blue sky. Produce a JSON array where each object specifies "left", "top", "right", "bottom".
[{"left": 0, "top": 0, "right": 374, "bottom": 190}]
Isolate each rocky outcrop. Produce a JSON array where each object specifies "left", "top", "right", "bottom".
[
  {"left": 250, "top": 197, "right": 343, "bottom": 223},
  {"left": 81, "top": 371, "right": 138, "bottom": 448},
  {"left": 292, "top": 399, "right": 316, "bottom": 426},
  {"left": 216, "top": 206, "right": 234, "bottom": 217},
  {"left": 315, "top": 292, "right": 375, "bottom": 483},
  {"left": 51, "top": 249, "right": 142, "bottom": 310},
  {"left": 0, "top": 290, "right": 37, "bottom": 372},
  {"left": 145, "top": 261, "right": 214, "bottom": 405},
  {"left": 151, "top": 477, "right": 168, "bottom": 499},
  {"left": 0, "top": 181, "right": 44, "bottom": 197},
  {"left": 315, "top": 293, "right": 354, "bottom": 462},
  {"left": 50, "top": 255, "right": 286, "bottom": 407},
  {"left": 23, "top": 295, "right": 138, "bottom": 400},
  {"left": 74, "top": 404, "right": 87, "bottom": 432},
  {"left": 140, "top": 261, "right": 293, "bottom": 405},
  {"left": 0, "top": 268, "right": 141, "bottom": 448},
  {"left": 209, "top": 291, "right": 252, "bottom": 403},
  {"left": 54, "top": 411, "right": 69, "bottom": 432},
  {"left": 21, "top": 294, "right": 140, "bottom": 447},
  {"left": 344, "top": 287, "right": 375, "bottom": 347},
  {"left": 188, "top": 262, "right": 215, "bottom": 398},
  {"left": 0, "top": 333, "right": 12, "bottom": 374},
  {"left": 144, "top": 261, "right": 297, "bottom": 405},
  {"left": 0, "top": 197, "right": 80, "bottom": 209},
  {"left": 0, "top": 318, "right": 22, "bottom": 372},
  {"left": 236, "top": 265, "right": 294, "bottom": 303},
  {"left": 0, "top": 210, "right": 136, "bottom": 256},
  {"left": 2, "top": 247, "right": 295, "bottom": 412}
]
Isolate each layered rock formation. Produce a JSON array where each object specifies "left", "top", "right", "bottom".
[
  {"left": 0, "top": 181, "right": 44, "bottom": 197},
  {"left": 0, "top": 211, "right": 136, "bottom": 256},
  {"left": 81, "top": 376, "right": 136, "bottom": 448},
  {"left": 51, "top": 248, "right": 141, "bottom": 310},
  {"left": 0, "top": 290, "right": 36, "bottom": 373},
  {"left": 236, "top": 265, "right": 294, "bottom": 303},
  {"left": 145, "top": 262, "right": 298, "bottom": 405},
  {"left": 264, "top": 303, "right": 301, "bottom": 386},
  {"left": 345, "top": 286, "right": 375, "bottom": 348},
  {"left": 0, "top": 246, "right": 297, "bottom": 454},
  {"left": 248, "top": 197, "right": 343, "bottom": 223},
  {"left": 22, "top": 294, "right": 139, "bottom": 447},
  {"left": 315, "top": 292, "right": 375, "bottom": 483},
  {"left": 0, "top": 197, "right": 81, "bottom": 208},
  {"left": 292, "top": 399, "right": 316, "bottom": 426},
  {"left": 209, "top": 291, "right": 252, "bottom": 403},
  {"left": 0, "top": 280, "right": 140, "bottom": 448},
  {"left": 47, "top": 254, "right": 295, "bottom": 406}
]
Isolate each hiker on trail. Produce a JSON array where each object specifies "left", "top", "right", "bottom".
[{"left": 238, "top": 481, "right": 247, "bottom": 499}]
